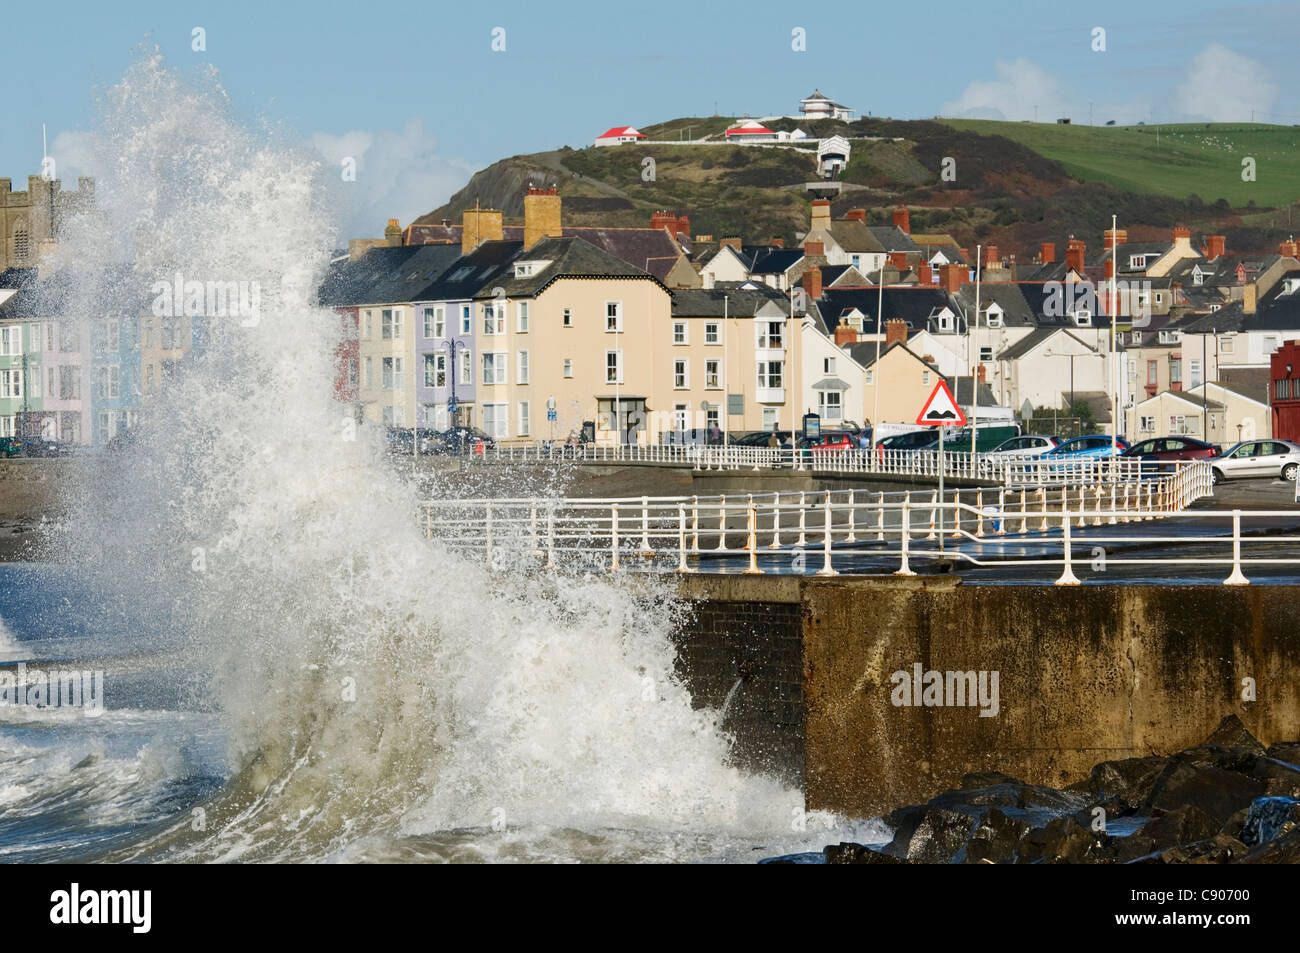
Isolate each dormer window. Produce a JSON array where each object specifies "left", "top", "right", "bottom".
[
  {"left": 1193, "top": 269, "right": 1205, "bottom": 286},
  {"left": 936, "top": 307, "right": 954, "bottom": 332},
  {"left": 1128, "top": 254, "right": 1149, "bottom": 270},
  {"left": 984, "top": 303, "right": 1003, "bottom": 328},
  {"left": 513, "top": 260, "right": 552, "bottom": 279},
  {"left": 1071, "top": 309, "right": 1091, "bottom": 327},
  {"left": 1283, "top": 277, "right": 1300, "bottom": 295}
]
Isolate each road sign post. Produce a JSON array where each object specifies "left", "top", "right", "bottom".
[{"left": 916, "top": 380, "right": 968, "bottom": 553}]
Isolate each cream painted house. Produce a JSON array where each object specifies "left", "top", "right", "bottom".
[
  {"left": 659, "top": 289, "right": 803, "bottom": 438},
  {"left": 845, "top": 341, "right": 941, "bottom": 428},
  {"left": 358, "top": 303, "right": 417, "bottom": 426},
  {"left": 472, "top": 236, "right": 672, "bottom": 445},
  {"left": 801, "top": 318, "right": 868, "bottom": 428}
]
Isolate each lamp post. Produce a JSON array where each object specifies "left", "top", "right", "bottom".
[
  {"left": 1046, "top": 348, "right": 1077, "bottom": 436},
  {"left": 441, "top": 337, "right": 464, "bottom": 431}
]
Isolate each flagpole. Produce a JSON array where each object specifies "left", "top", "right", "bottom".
[
  {"left": 1111, "top": 214, "right": 1118, "bottom": 454},
  {"left": 871, "top": 261, "right": 883, "bottom": 449},
  {"left": 971, "top": 246, "right": 981, "bottom": 454}
]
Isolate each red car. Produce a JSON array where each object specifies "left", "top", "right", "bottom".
[
  {"left": 1122, "top": 436, "right": 1219, "bottom": 461},
  {"left": 809, "top": 434, "right": 855, "bottom": 452}
]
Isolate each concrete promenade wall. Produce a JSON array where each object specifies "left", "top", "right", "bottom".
[{"left": 673, "top": 575, "right": 1300, "bottom": 818}]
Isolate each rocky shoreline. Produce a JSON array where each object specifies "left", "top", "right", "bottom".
[{"left": 773, "top": 717, "right": 1300, "bottom": 864}]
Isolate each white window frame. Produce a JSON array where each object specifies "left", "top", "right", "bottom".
[
  {"left": 426, "top": 353, "right": 446, "bottom": 388},
  {"left": 460, "top": 305, "right": 472, "bottom": 335},
  {"left": 381, "top": 308, "right": 401, "bottom": 340},
  {"left": 518, "top": 400, "right": 530, "bottom": 437},
  {"left": 673, "top": 321, "right": 688, "bottom": 345},
  {"left": 381, "top": 356, "right": 403, "bottom": 391},
  {"left": 704, "top": 322, "right": 720, "bottom": 344},
  {"left": 705, "top": 359, "right": 720, "bottom": 389},
  {"left": 563, "top": 358, "right": 574, "bottom": 378},
  {"left": 517, "top": 349, "right": 530, "bottom": 385},
  {"left": 605, "top": 301, "right": 623, "bottom": 332},
  {"left": 424, "top": 306, "right": 445, "bottom": 339},
  {"left": 674, "top": 358, "right": 689, "bottom": 389},
  {"left": 605, "top": 349, "right": 623, "bottom": 384},
  {"left": 563, "top": 308, "right": 573, "bottom": 328},
  {"left": 756, "top": 360, "right": 783, "bottom": 390},
  {"left": 459, "top": 350, "right": 472, "bottom": 385},
  {"left": 483, "top": 351, "right": 507, "bottom": 385},
  {"left": 517, "top": 301, "right": 529, "bottom": 333},
  {"left": 823, "top": 356, "right": 836, "bottom": 375}
]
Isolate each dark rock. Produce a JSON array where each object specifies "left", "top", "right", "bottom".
[
  {"left": 1016, "top": 815, "right": 1113, "bottom": 864},
  {"left": 824, "top": 842, "right": 910, "bottom": 864},
  {"left": 1265, "top": 742, "right": 1300, "bottom": 767},
  {"left": 887, "top": 806, "right": 978, "bottom": 863},
  {"left": 1142, "top": 761, "right": 1267, "bottom": 828},
  {"left": 1253, "top": 757, "right": 1300, "bottom": 797},
  {"left": 1198, "top": 715, "right": 1267, "bottom": 754},
  {"left": 1219, "top": 806, "right": 1250, "bottom": 840},
  {"left": 1130, "top": 833, "right": 1249, "bottom": 864},
  {"left": 1233, "top": 827, "right": 1300, "bottom": 863},
  {"left": 1239, "top": 796, "right": 1300, "bottom": 847},
  {"left": 959, "top": 771, "right": 1022, "bottom": 789},
  {"left": 760, "top": 852, "right": 826, "bottom": 864},
  {"left": 962, "top": 808, "right": 1031, "bottom": 864},
  {"left": 1071, "top": 757, "right": 1167, "bottom": 811}
]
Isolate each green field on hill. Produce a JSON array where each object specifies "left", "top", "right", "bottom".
[{"left": 943, "top": 120, "right": 1300, "bottom": 208}]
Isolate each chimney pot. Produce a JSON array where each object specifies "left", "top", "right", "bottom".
[
  {"left": 892, "top": 206, "right": 911, "bottom": 234},
  {"left": 1040, "top": 242, "right": 1055, "bottom": 264},
  {"left": 804, "top": 265, "right": 822, "bottom": 300},
  {"left": 834, "top": 319, "right": 856, "bottom": 348},
  {"left": 845, "top": 208, "right": 867, "bottom": 223},
  {"left": 885, "top": 318, "right": 908, "bottom": 347}
]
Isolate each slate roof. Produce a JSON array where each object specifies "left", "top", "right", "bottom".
[
  {"left": 946, "top": 375, "right": 1001, "bottom": 408},
  {"left": 1215, "top": 368, "right": 1271, "bottom": 404},
  {"left": 0, "top": 264, "right": 152, "bottom": 319},
  {"left": 1062, "top": 391, "right": 1113, "bottom": 423},
  {"left": 816, "top": 286, "right": 960, "bottom": 336},
  {"left": 415, "top": 241, "right": 525, "bottom": 302},
  {"left": 868, "top": 226, "right": 921, "bottom": 253},
  {"left": 670, "top": 286, "right": 790, "bottom": 317},
  {"left": 317, "top": 244, "right": 464, "bottom": 307},
  {"left": 471, "top": 236, "right": 665, "bottom": 299},
  {"left": 996, "top": 327, "right": 1094, "bottom": 361},
  {"left": 844, "top": 340, "right": 933, "bottom": 371},
  {"left": 952, "top": 282, "right": 1037, "bottom": 328},
  {"left": 823, "top": 220, "right": 885, "bottom": 254}
]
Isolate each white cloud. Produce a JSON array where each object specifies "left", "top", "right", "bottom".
[
  {"left": 311, "top": 118, "right": 476, "bottom": 240},
  {"left": 1173, "top": 44, "right": 1276, "bottom": 122},
  {"left": 939, "top": 59, "right": 1067, "bottom": 122}
]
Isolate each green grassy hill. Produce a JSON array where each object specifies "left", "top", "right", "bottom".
[{"left": 943, "top": 120, "right": 1300, "bottom": 208}]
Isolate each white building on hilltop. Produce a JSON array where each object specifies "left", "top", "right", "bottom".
[{"left": 800, "top": 90, "right": 855, "bottom": 121}]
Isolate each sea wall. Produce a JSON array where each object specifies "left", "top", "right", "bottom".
[{"left": 673, "top": 575, "right": 1300, "bottom": 818}]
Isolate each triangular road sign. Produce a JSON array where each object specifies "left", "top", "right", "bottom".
[{"left": 916, "top": 379, "right": 967, "bottom": 426}]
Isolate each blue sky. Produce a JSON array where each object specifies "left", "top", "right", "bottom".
[{"left": 5, "top": 0, "right": 1296, "bottom": 236}]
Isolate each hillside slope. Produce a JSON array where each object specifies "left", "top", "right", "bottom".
[{"left": 416, "top": 116, "right": 1300, "bottom": 256}]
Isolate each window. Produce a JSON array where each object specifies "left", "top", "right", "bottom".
[
  {"left": 146, "top": 365, "right": 155, "bottom": 395},
  {"left": 105, "top": 320, "right": 120, "bottom": 352},
  {"left": 673, "top": 322, "right": 688, "bottom": 345},
  {"left": 757, "top": 361, "right": 783, "bottom": 389},
  {"left": 461, "top": 306, "right": 472, "bottom": 335},
  {"left": 97, "top": 365, "right": 119, "bottom": 399},
  {"left": 0, "top": 416, "right": 12, "bottom": 438},
  {"left": 674, "top": 359, "right": 688, "bottom": 389},
  {"left": 362, "top": 311, "right": 372, "bottom": 339},
  {"left": 424, "top": 307, "right": 445, "bottom": 339},
  {"left": 47, "top": 367, "right": 54, "bottom": 397},
  {"left": 98, "top": 411, "right": 113, "bottom": 438},
  {"left": 381, "top": 309, "right": 401, "bottom": 340},
  {"left": 985, "top": 305, "right": 1004, "bottom": 329},
  {"left": 517, "top": 350, "right": 530, "bottom": 385},
  {"left": 673, "top": 403, "right": 689, "bottom": 432},
  {"left": 482, "top": 403, "right": 508, "bottom": 439},
  {"left": 425, "top": 353, "right": 446, "bottom": 388},
  {"left": 161, "top": 317, "right": 183, "bottom": 350},
  {"left": 979, "top": 346, "right": 993, "bottom": 362},
  {"left": 13, "top": 226, "right": 29, "bottom": 262},
  {"left": 1189, "top": 359, "right": 1202, "bottom": 389},
  {"left": 1220, "top": 335, "right": 1234, "bottom": 354},
  {"left": 59, "top": 366, "right": 79, "bottom": 400},
  {"left": 819, "top": 390, "right": 842, "bottom": 421},
  {"left": 922, "top": 370, "right": 931, "bottom": 386},
  {"left": 1129, "top": 254, "right": 1149, "bottom": 269},
  {"left": 823, "top": 357, "right": 836, "bottom": 375},
  {"left": 865, "top": 369, "right": 874, "bottom": 385},
  {"left": 517, "top": 301, "right": 529, "bottom": 333},
  {"left": 563, "top": 359, "right": 573, "bottom": 378},
  {"left": 756, "top": 320, "right": 784, "bottom": 349},
  {"left": 381, "top": 357, "right": 403, "bottom": 391},
  {"left": 60, "top": 325, "right": 79, "bottom": 352},
  {"left": 762, "top": 407, "right": 779, "bottom": 430},
  {"left": 1276, "top": 379, "right": 1292, "bottom": 400},
  {"left": 705, "top": 359, "right": 720, "bottom": 389},
  {"left": 364, "top": 357, "right": 373, "bottom": 388},
  {"left": 937, "top": 311, "right": 954, "bottom": 332},
  {"left": 563, "top": 309, "right": 572, "bottom": 328},
  {"left": 705, "top": 322, "right": 720, "bottom": 344},
  {"left": 706, "top": 405, "right": 720, "bottom": 430},
  {"left": 518, "top": 400, "right": 530, "bottom": 437},
  {"left": 459, "top": 350, "right": 471, "bottom": 385},
  {"left": 1, "top": 325, "right": 25, "bottom": 355},
  {"left": 1170, "top": 358, "right": 1182, "bottom": 386},
  {"left": 46, "top": 323, "right": 54, "bottom": 352},
  {"left": 1169, "top": 414, "right": 1188, "bottom": 435},
  {"left": 1147, "top": 361, "right": 1158, "bottom": 385},
  {"left": 482, "top": 352, "right": 506, "bottom": 385},
  {"left": 606, "top": 301, "right": 622, "bottom": 332},
  {"left": 605, "top": 350, "right": 623, "bottom": 384},
  {"left": 482, "top": 302, "right": 505, "bottom": 336},
  {"left": 0, "top": 370, "right": 21, "bottom": 399},
  {"left": 1139, "top": 415, "right": 1155, "bottom": 432}
]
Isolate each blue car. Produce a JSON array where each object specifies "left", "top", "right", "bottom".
[{"left": 1043, "top": 435, "right": 1130, "bottom": 458}]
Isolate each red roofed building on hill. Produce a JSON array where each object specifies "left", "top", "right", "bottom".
[
  {"left": 594, "top": 126, "right": 646, "bottom": 147},
  {"left": 724, "top": 119, "right": 777, "bottom": 140}
]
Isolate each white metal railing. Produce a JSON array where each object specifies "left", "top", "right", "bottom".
[
  {"left": 414, "top": 465, "right": 1266, "bottom": 585},
  {"left": 453, "top": 441, "right": 1193, "bottom": 487}
]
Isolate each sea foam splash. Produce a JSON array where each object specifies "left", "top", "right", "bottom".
[{"left": 50, "top": 52, "right": 802, "bottom": 862}]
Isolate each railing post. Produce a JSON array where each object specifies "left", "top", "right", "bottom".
[
  {"left": 817, "top": 491, "right": 837, "bottom": 576},
  {"left": 845, "top": 489, "right": 857, "bottom": 543},
  {"left": 951, "top": 489, "right": 962, "bottom": 539},
  {"left": 745, "top": 499, "right": 763, "bottom": 574},
  {"left": 1038, "top": 487, "right": 1049, "bottom": 533},
  {"left": 1019, "top": 488, "right": 1029, "bottom": 535},
  {"left": 1108, "top": 483, "right": 1118, "bottom": 525},
  {"left": 895, "top": 501, "right": 916, "bottom": 576},
  {"left": 1077, "top": 486, "right": 1087, "bottom": 528},
  {"left": 609, "top": 503, "right": 620, "bottom": 571},
  {"left": 796, "top": 491, "right": 807, "bottom": 547},
  {"left": 876, "top": 491, "right": 886, "bottom": 541},
  {"left": 1056, "top": 498, "right": 1080, "bottom": 585},
  {"left": 676, "top": 504, "right": 693, "bottom": 573},
  {"left": 545, "top": 505, "right": 556, "bottom": 569},
  {"left": 927, "top": 490, "right": 938, "bottom": 540},
  {"left": 716, "top": 495, "right": 728, "bottom": 551},
  {"left": 640, "top": 495, "right": 653, "bottom": 555},
  {"left": 691, "top": 495, "right": 700, "bottom": 552},
  {"left": 529, "top": 501, "right": 540, "bottom": 556},
  {"left": 769, "top": 493, "right": 783, "bottom": 549},
  {"left": 484, "top": 502, "right": 494, "bottom": 567},
  {"left": 975, "top": 489, "right": 985, "bottom": 538},
  {"left": 996, "top": 487, "right": 1006, "bottom": 536},
  {"left": 1224, "top": 509, "right": 1249, "bottom": 586}
]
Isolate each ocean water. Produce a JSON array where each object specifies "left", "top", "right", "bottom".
[{"left": 0, "top": 54, "right": 887, "bottom": 864}]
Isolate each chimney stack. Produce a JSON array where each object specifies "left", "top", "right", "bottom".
[
  {"left": 976, "top": 364, "right": 987, "bottom": 383},
  {"left": 803, "top": 265, "right": 822, "bottom": 300},
  {"left": 1040, "top": 242, "right": 1055, "bottom": 264},
  {"left": 1066, "top": 239, "right": 1086, "bottom": 274},
  {"left": 461, "top": 206, "right": 504, "bottom": 255},
  {"left": 650, "top": 211, "right": 677, "bottom": 232},
  {"left": 983, "top": 244, "right": 999, "bottom": 268},
  {"left": 810, "top": 199, "right": 832, "bottom": 230},
  {"left": 769, "top": 238, "right": 785, "bottom": 248},
  {"left": 1279, "top": 238, "right": 1298, "bottom": 259},
  {"left": 1244, "top": 284, "right": 1257, "bottom": 315},
  {"left": 1203, "top": 235, "right": 1226, "bottom": 259},
  {"left": 888, "top": 251, "right": 908, "bottom": 270},
  {"left": 385, "top": 219, "right": 403, "bottom": 246},
  {"left": 885, "top": 318, "right": 909, "bottom": 347},
  {"left": 676, "top": 215, "right": 690, "bottom": 237},
  {"left": 720, "top": 235, "right": 742, "bottom": 252},
  {"left": 917, "top": 261, "right": 934, "bottom": 286},
  {"left": 941, "top": 262, "right": 967, "bottom": 293},
  {"left": 524, "top": 187, "right": 563, "bottom": 250},
  {"left": 804, "top": 238, "right": 825, "bottom": 257},
  {"left": 834, "top": 319, "right": 857, "bottom": 348},
  {"left": 893, "top": 206, "right": 911, "bottom": 234},
  {"left": 845, "top": 209, "right": 867, "bottom": 223},
  {"left": 1103, "top": 228, "right": 1128, "bottom": 249}
]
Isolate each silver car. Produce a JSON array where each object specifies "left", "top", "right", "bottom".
[
  {"left": 986, "top": 435, "right": 1060, "bottom": 458},
  {"left": 1211, "top": 439, "right": 1300, "bottom": 485}
]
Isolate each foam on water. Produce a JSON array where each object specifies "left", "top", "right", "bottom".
[{"left": 46, "top": 53, "right": 809, "bottom": 862}]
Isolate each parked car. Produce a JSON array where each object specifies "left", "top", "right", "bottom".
[
  {"left": 876, "top": 429, "right": 942, "bottom": 453},
  {"left": 427, "top": 426, "right": 496, "bottom": 455},
  {"left": 1210, "top": 439, "right": 1300, "bottom": 485},
  {"left": 0, "top": 436, "right": 22, "bottom": 458},
  {"left": 987, "top": 435, "right": 1060, "bottom": 457},
  {"left": 1123, "top": 436, "right": 1219, "bottom": 462},
  {"left": 808, "top": 433, "right": 855, "bottom": 453},
  {"left": 20, "top": 437, "right": 73, "bottom": 458},
  {"left": 1043, "top": 435, "right": 1130, "bottom": 459}
]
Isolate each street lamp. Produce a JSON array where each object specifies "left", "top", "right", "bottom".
[
  {"left": 441, "top": 337, "right": 464, "bottom": 431},
  {"left": 1045, "top": 348, "right": 1077, "bottom": 436}
]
